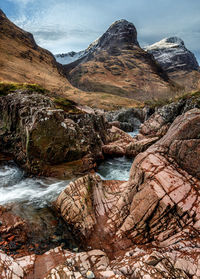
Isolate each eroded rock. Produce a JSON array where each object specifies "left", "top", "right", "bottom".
[
  {"left": 56, "top": 109, "right": 200, "bottom": 258},
  {"left": 0, "top": 92, "right": 109, "bottom": 177}
]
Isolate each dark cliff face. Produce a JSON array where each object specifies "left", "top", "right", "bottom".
[
  {"left": 96, "top": 19, "right": 139, "bottom": 51},
  {"left": 145, "top": 37, "right": 199, "bottom": 73}
]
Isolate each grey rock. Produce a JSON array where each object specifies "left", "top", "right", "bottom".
[
  {"left": 145, "top": 37, "right": 199, "bottom": 73},
  {"left": 105, "top": 108, "right": 146, "bottom": 132}
]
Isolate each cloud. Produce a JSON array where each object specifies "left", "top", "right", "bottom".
[
  {"left": 7, "top": 0, "right": 34, "bottom": 4},
  {"left": 4, "top": 0, "right": 200, "bottom": 62}
]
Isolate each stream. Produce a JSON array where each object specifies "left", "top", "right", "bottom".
[{"left": 0, "top": 129, "right": 138, "bottom": 254}]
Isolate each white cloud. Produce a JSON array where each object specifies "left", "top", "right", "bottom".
[
  {"left": 7, "top": 0, "right": 200, "bottom": 61},
  {"left": 7, "top": 0, "right": 34, "bottom": 4}
]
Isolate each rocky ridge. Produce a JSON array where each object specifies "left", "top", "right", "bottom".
[{"left": 145, "top": 37, "right": 199, "bottom": 73}]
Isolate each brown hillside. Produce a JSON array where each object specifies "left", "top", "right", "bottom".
[
  {"left": 65, "top": 20, "right": 179, "bottom": 101},
  {"left": 0, "top": 9, "right": 72, "bottom": 92},
  {"left": 0, "top": 11, "right": 144, "bottom": 109}
]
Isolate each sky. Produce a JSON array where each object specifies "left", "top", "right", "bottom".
[{"left": 1, "top": 0, "right": 200, "bottom": 63}]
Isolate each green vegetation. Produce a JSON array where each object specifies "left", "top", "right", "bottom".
[
  {"left": 0, "top": 82, "right": 48, "bottom": 96},
  {"left": 144, "top": 97, "right": 174, "bottom": 108},
  {"left": 54, "top": 97, "right": 83, "bottom": 114},
  {"left": 177, "top": 90, "right": 200, "bottom": 102},
  {"left": 144, "top": 90, "right": 200, "bottom": 109}
]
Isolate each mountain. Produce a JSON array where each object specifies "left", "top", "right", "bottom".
[
  {"left": 62, "top": 19, "right": 177, "bottom": 101},
  {"left": 145, "top": 37, "right": 199, "bottom": 73},
  {"left": 145, "top": 37, "right": 200, "bottom": 91},
  {"left": 0, "top": 9, "right": 71, "bottom": 91},
  {"left": 0, "top": 11, "right": 143, "bottom": 109},
  {"left": 55, "top": 51, "right": 86, "bottom": 65},
  {"left": 55, "top": 37, "right": 101, "bottom": 65}
]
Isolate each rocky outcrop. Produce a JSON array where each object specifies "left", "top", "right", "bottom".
[
  {"left": 1, "top": 109, "right": 200, "bottom": 278},
  {"left": 56, "top": 109, "right": 200, "bottom": 262},
  {"left": 140, "top": 96, "right": 200, "bottom": 137},
  {"left": 64, "top": 19, "right": 175, "bottom": 101},
  {"left": 102, "top": 126, "right": 136, "bottom": 156},
  {"left": 145, "top": 37, "right": 199, "bottom": 73},
  {"left": 1, "top": 244, "right": 200, "bottom": 278},
  {"left": 105, "top": 107, "right": 145, "bottom": 132},
  {"left": 0, "top": 91, "right": 110, "bottom": 177},
  {"left": 101, "top": 95, "right": 200, "bottom": 160}
]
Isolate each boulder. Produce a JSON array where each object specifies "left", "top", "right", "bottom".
[
  {"left": 56, "top": 109, "right": 200, "bottom": 253},
  {"left": 140, "top": 97, "right": 200, "bottom": 137},
  {"left": 0, "top": 91, "right": 109, "bottom": 177},
  {"left": 105, "top": 107, "right": 145, "bottom": 132}
]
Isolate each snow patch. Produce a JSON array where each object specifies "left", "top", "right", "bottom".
[{"left": 144, "top": 37, "right": 185, "bottom": 51}]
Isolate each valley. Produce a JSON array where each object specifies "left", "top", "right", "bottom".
[{"left": 0, "top": 7, "right": 200, "bottom": 279}]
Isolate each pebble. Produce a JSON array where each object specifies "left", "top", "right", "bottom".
[
  {"left": 73, "top": 247, "right": 79, "bottom": 252},
  {"left": 86, "top": 270, "right": 95, "bottom": 279}
]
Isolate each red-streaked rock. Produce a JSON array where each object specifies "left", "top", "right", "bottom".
[
  {"left": 103, "top": 126, "right": 158, "bottom": 157},
  {"left": 56, "top": 109, "right": 200, "bottom": 253},
  {"left": 1, "top": 244, "right": 200, "bottom": 278}
]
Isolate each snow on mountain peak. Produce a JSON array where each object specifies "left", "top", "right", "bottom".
[
  {"left": 144, "top": 37, "right": 185, "bottom": 51},
  {"left": 145, "top": 37, "right": 199, "bottom": 72}
]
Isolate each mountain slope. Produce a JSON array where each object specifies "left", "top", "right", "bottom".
[
  {"left": 0, "top": 9, "right": 71, "bottom": 92},
  {"left": 145, "top": 37, "right": 200, "bottom": 91},
  {"left": 145, "top": 37, "right": 199, "bottom": 73},
  {"left": 0, "top": 11, "right": 144, "bottom": 109},
  {"left": 63, "top": 20, "right": 177, "bottom": 101}
]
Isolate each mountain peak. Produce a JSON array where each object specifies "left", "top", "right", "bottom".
[
  {"left": 145, "top": 37, "right": 199, "bottom": 72},
  {"left": 165, "top": 37, "right": 185, "bottom": 46},
  {"left": 145, "top": 37, "right": 185, "bottom": 51},
  {"left": 109, "top": 19, "right": 131, "bottom": 28},
  {"left": 97, "top": 19, "right": 139, "bottom": 50}
]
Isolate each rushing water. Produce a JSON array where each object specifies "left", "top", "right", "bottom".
[
  {"left": 0, "top": 161, "right": 68, "bottom": 208},
  {"left": 0, "top": 128, "right": 139, "bottom": 253},
  {"left": 0, "top": 161, "right": 77, "bottom": 253},
  {"left": 0, "top": 129, "right": 139, "bottom": 205},
  {"left": 97, "top": 129, "right": 139, "bottom": 181},
  {"left": 97, "top": 156, "right": 132, "bottom": 181}
]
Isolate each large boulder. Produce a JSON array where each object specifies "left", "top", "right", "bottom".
[
  {"left": 56, "top": 109, "right": 200, "bottom": 254},
  {"left": 105, "top": 107, "right": 145, "bottom": 132},
  {"left": 140, "top": 96, "right": 200, "bottom": 137},
  {"left": 0, "top": 91, "right": 110, "bottom": 177}
]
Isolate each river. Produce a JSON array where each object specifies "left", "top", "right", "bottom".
[{"left": 0, "top": 129, "right": 138, "bottom": 253}]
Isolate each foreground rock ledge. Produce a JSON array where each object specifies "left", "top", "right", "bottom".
[
  {"left": 0, "top": 91, "right": 110, "bottom": 177},
  {"left": 54, "top": 109, "right": 200, "bottom": 278},
  {"left": 1, "top": 245, "right": 200, "bottom": 278}
]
